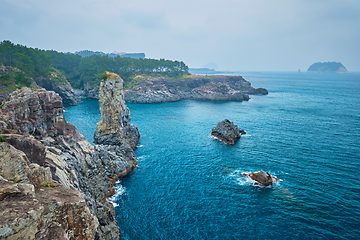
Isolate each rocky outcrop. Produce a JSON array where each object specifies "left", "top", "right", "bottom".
[
  {"left": 242, "top": 171, "right": 281, "bottom": 186},
  {"left": 211, "top": 119, "right": 245, "bottom": 145},
  {"left": 86, "top": 87, "right": 100, "bottom": 100},
  {"left": 35, "top": 77, "right": 82, "bottom": 106},
  {"left": 0, "top": 176, "right": 99, "bottom": 240},
  {"left": 94, "top": 73, "right": 140, "bottom": 149},
  {"left": 124, "top": 75, "right": 268, "bottom": 103},
  {"left": 0, "top": 87, "right": 138, "bottom": 239}
]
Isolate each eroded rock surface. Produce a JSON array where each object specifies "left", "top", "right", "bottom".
[
  {"left": 124, "top": 75, "right": 268, "bottom": 103},
  {"left": 94, "top": 74, "right": 140, "bottom": 149},
  {"left": 35, "top": 77, "right": 81, "bottom": 106},
  {"left": 211, "top": 119, "right": 245, "bottom": 145},
  {"left": 0, "top": 87, "right": 138, "bottom": 239}
]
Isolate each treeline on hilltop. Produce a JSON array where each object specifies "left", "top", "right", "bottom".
[
  {"left": 0, "top": 40, "right": 189, "bottom": 89},
  {"left": 75, "top": 50, "right": 145, "bottom": 59}
]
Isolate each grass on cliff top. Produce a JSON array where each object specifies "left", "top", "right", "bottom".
[
  {"left": 47, "top": 67, "right": 70, "bottom": 84},
  {"left": 123, "top": 73, "right": 219, "bottom": 89},
  {"left": 99, "top": 71, "right": 121, "bottom": 80}
]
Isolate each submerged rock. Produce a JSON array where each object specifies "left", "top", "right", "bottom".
[
  {"left": 242, "top": 170, "right": 281, "bottom": 186},
  {"left": 211, "top": 119, "right": 245, "bottom": 145},
  {"left": 94, "top": 72, "right": 140, "bottom": 149}
]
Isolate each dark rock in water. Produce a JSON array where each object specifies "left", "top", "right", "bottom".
[
  {"left": 239, "top": 130, "right": 246, "bottom": 135},
  {"left": 249, "top": 170, "right": 273, "bottom": 186},
  {"left": 124, "top": 75, "right": 268, "bottom": 103},
  {"left": 35, "top": 77, "right": 82, "bottom": 106},
  {"left": 242, "top": 170, "right": 281, "bottom": 186},
  {"left": 94, "top": 72, "right": 140, "bottom": 149},
  {"left": 211, "top": 119, "right": 244, "bottom": 145}
]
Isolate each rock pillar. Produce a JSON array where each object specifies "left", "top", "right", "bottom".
[{"left": 94, "top": 72, "right": 140, "bottom": 149}]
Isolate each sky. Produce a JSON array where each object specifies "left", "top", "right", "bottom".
[{"left": 1, "top": 0, "right": 359, "bottom": 71}]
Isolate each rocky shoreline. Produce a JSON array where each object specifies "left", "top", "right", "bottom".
[
  {"left": 0, "top": 76, "right": 138, "bottom": 239},
  {"left": 124, "top": 75, "right": 268, "bottom": 103},
  {"left": 74, "top": 75, "right": 268, "bottom": 103}
]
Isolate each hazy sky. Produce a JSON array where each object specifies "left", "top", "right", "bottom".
[{"left": 1, "top": 0, "right": 359, "bottom": 71}]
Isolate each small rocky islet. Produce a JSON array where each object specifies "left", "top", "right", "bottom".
[
  {"left": 211, "top": 119, "right": 246, "bottom": 145},
  {"left": 242, "top": 170, "right": 282, "bottom": 186}
]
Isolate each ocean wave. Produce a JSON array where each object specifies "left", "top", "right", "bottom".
[{"left": 107, "top": 181, "right": 126, "bottom": 207}]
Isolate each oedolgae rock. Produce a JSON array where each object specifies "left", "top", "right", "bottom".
[{"left": 94, "top": 72, "right": 140, "bottom": 149}]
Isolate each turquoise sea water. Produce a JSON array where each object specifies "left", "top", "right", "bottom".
[{"left": 64, "top": 72, "right": 360, "bottom": 239}]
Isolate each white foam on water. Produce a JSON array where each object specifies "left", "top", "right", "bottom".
[
  {"left": 229, "top": 170, "right": 283, "bottom": 188},
  {"left": 107, "top": 181, "right": 126, "bottom": 207},
  {"left": 241, "top": 134, "right": 251, "bottom": 137},
  {"left": 136, "top": 155, "right": 148, "bottom": 160},
  {"left": 136, "top": 144, "right": 144, "bottom": 148}
]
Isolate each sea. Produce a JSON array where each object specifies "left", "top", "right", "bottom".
[{"left": 64, "top": 72, "right": 360, "bottom": 240}]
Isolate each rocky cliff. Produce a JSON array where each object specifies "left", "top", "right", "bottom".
[
  {"left": 124, "top": 75, "right": 268, "bottom": 103},
  {"left": 0, "top": 87, "right": 138, "bottom": 239},
  {"left": 35, "top": 77, "right": 82, "bottom": 106},
  {"left": 94, "top": 73, "right": 140, "bottom": 149}
]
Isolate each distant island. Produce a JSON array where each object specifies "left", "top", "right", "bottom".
[{"left": 307, "top": 62, "right": 348, "bottom": 73}]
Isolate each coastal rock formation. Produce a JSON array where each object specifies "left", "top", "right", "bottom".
[
  {"left": 124, "top": 75, "right": 268, "bottom": 103},
  {"left": 87, "top": 87, "right": 100, "bottom": 100},
  {"left": 0, "top": 87, "right": 138, "bottom": 239},
  {"left": 0, "top": 176, "right": 99, "bottom": 240},
  {"left": 74, "top": 87, "right": 99, "bottom": 100},
  {"left": 35, "top": 77, "right": 82, "bottom": 106},
  {"left": 94, "top": 72, "right": 140, "bottom": 149},
  {"left": 307, "top": 62, "right": 348, "bottom": 73},
  {"left": 242, "top": 170, "right": 281, "bottom": 186},
  {"left": 211, "top": 119, "right": 245, "bottom": 145}
]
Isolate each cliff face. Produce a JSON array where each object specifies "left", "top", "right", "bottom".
[
  {"left": 35, "top": 77, "right": 82, "bottom": 106},
  {"left": 94, "top": 75, "right": 140, "bottom": 149},
  {"left": 0, "top": 87, "right": 138, "bottom": 240},
  {"left": 124, "top": 75, "right": 268, "bottom": 103}
]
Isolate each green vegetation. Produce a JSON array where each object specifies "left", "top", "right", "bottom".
[
  {"left": 0, "top": 135, "right": 5, "bottom": 142},
  {"left": 99, "top": 71, "right": 120, "bottom": 80},
  {"left": 45, "top": 183, "right": 56, "bottom": 188},
  {"left": 0, "top": 103, "right": 4, "bottom": 109},
  {"left": 1, "top": 40, "right": 190, "bottom": 90}
]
